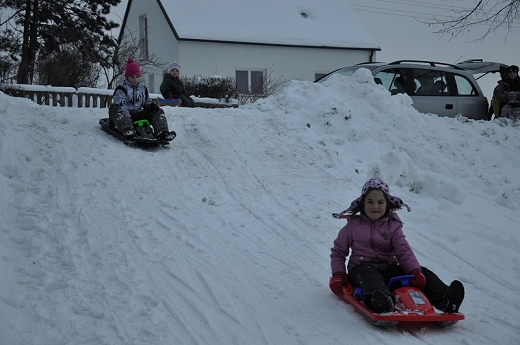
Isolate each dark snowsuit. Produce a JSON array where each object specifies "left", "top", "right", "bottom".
[
  {"left": 348, "top": 264, "right": 456, "bottom": 312},
  {"left": 493, "top": 76, "right": 520, "bottom": 117},
  {"left": 501, "top": 99, "right": 520, "bottom": 121},
  {"left": 109, "top": 79, "right": 169, "bottom": 135},
  {"left": 160, "top": 73, "right": 195, "bottom": 107}
]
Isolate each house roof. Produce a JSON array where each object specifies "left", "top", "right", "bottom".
[{"left": 157, "top": 0, "right": 380, "bottom": 50}]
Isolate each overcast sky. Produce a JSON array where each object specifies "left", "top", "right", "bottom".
[
  {"left": 111, "top": 0, "right": 518, "bottom": 99},
  {"left": 348, "top": 0, "right": 518, "bottom": 98}
]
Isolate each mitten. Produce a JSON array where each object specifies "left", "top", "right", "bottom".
[
  {"left": 409, "top": 269, "right": 426, "bottom": 290},
  {"left": 329, "top": 273, "right": 347, "bottom": 295},
  {"left": 167, "top": 94, "right": 174, "bottom": 100},
  {"left": 185, "top": 94, "right": 194, "bottom": 102},
  {"left": 145, "top": 102, "right": 159, "bottom": 111}
]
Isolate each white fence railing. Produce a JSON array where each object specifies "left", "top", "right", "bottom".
[{"left": 0, "top": 84, "right": 237, "bottom": 108}]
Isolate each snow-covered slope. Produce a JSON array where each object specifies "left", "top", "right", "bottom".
[{"left": 1, "top": 69, "right": 519, "bottom": 344}]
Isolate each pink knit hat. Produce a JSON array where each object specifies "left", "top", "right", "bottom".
[
  {"left": 332, "top": 178, "right": 411, "bottom": 219},
  {"left": 125, "top": 59, "right": 141, "bottom": 78},
  {"left": 168, "top": 60, "right": 181, "bottom": 74}
]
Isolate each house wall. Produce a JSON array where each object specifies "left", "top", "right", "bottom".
[
  {"left": 123, "top": 1, "right": 378, "bottom": 93},
  {"left": 177, "top": 41, "right": 373, "bottom": 81},
  {"left": 122, "top": 0, "right": 178, "bottom": 64}
]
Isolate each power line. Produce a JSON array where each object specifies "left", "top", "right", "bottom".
[
  {"left": 350, "top": 4, "right": 453, "bottom": 20},
  {"left": 349, "top": 0, "right": 520, "bottom": 28},
  {"left": 351, "top": 0, "right": 508, "bottom": 13}
]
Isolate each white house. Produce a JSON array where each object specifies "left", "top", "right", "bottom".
[{"left": 118, "top": 0, "right": 380, "bottom": 94}]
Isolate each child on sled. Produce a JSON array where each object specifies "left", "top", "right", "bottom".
[
  {"left": 329, "top": 178, "right": 464, "bottom": 314},
  {"left": 109, "top": 59, "right": 175, "bottom": 141}
]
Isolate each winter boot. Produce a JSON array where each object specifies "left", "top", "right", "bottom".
[
  {"left": 370, "top": 290, "right": 395, "bottom": 314},
  {"left": 438, "top": 280, "right": 464, "bottom": 313},
  {"left": 123, "top": 128, "right": 136, "bottom": 138},
  {"left": 156, "top": 130, "right": 176, "bottom": 141}
]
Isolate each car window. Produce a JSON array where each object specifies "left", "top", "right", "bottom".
[
  {"left": 317, "top": 67, "right": 358, "bottom": 82},
  {"left": 374, "top": 68, "right": 408, "bottom": 95},
  {"left": 453, "top": 74, "right": 478, "bottom": 96},
  {"left": 411, "top": 68, "right": 450, "bottom": 96}
]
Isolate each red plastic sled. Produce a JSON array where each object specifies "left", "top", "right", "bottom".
[{"left": 340, "top": 275, "right": 465, "bottom": 328}]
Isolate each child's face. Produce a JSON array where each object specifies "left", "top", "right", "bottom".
[
  {"left": 127, "top": 74, "right": 141, "bottom": 86},
  {"left": 170, "top": 68, "right": 179, "bottom": 77},
  {"left": 363, "top": 189, "right": 387, "bottom": 222}
]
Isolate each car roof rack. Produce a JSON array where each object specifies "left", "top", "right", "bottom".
[
  {"left": 388, "top": 60, "right": 464, "bottom": 70},
  {"left": 458, "top": 59, "right": 483, "bottom": 63},
  {"left": 354, "top": 61, "right": 384, "bottom": 66}
]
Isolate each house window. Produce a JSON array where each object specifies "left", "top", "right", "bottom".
[
  {"left": 236, "top": 69, "right": 264, "bottom": 94},
  {"left": 147, "top": 74, "right": 155, "bottom": 93},
  {"left": 139, "top": 15, "right": 149, "bottom": 59}
]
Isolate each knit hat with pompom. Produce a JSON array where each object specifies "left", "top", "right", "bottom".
[
  {"left": 168, "top": 60, "right": 181, "bottom": 74},
  {"left": 125, "top": 59, "right": 141, "bottom": 78},
  {"left": 332, "top": 177, "right": 411, "bottom": 219}
]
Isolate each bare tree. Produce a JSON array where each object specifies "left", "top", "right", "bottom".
[
  {"left": 238, "top": 65, "right": 288, "bottom": 105},
  {"left": 102, "top": 31, "right": 166, "bottom": 89},
  {"left": 421, "top": 0, "right": 520, "bottom": 41}
]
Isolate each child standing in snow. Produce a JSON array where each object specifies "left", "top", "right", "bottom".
[
  {"left": 501, "top": 92, "right": 520, "bottom": 121},
  {"left": 109, "top": 59, "right": 175, "bottom": 141},
  {"left": 329, "top": 178, "right": 464, "bottom": 314},
  {"left": 159, "top": 60, "right": 195, "bottom": 107}
]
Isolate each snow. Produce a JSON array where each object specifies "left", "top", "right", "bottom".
[
  {"left": 1, "top": 68, "right": 520, "bottom": 344},
  {"left": 161, "top": 0, "right": 379, "bottom": 49}
]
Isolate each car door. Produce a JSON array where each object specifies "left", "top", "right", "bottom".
[
  {"left": 449, "top": 72, "right": 488, "bottom": 120},
  {"left": 409, "top": 68, "right": 458, "bottom": 117}
]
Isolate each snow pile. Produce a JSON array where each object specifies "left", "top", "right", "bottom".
[{"left": 0, "top": 69, "right": 519, "bottom": 344}]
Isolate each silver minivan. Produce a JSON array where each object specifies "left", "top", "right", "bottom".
[{"left": 316, "top": 59, "right": 507, "bottom": 120}]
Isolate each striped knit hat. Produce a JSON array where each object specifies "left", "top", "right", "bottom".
[
  {"left": 332, "top": 178, "right": 410, "bottom": 218},
  {"left": 168, "top": 60, "right": 181, "bottom": 74}
]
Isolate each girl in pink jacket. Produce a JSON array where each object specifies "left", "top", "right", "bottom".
[{"left": 329, "top": 178, "right": 464, "bottom": 314}]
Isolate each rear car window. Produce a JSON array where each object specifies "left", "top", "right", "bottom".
[{"left": 453, "top": 74, "right": 478, "bottom": 96}]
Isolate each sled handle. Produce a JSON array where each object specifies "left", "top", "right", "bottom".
[
  {"left": 133, "top": 119, "right": 151, "bottom": 127},
  {"left": 354, "top": 275, "right": 417, "bottom": 300},
  {"left": 387, "top": 275, "right": 416, "bottom": 289}
]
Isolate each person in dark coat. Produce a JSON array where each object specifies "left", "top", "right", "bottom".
[
  {"left": 493, "top": 65, "right": 520, "bottom": 118},
  {"left": 159, "top": 61, "right": 195, "bottom": 107}
]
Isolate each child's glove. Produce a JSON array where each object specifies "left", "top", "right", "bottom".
[
  {"left": 409, "top": 269, "right": 426, "bottom": 290},
  {"left": 329, "top": 273, "right": 347, "bottom": 295},
  {"left": 145, "top": 102, "right": 159, "bottom": 111},
  {"left": 167, "top": 94, "right": 174, "bottom": 100},
  {"left": 185, "top": 94, "right": 194, "bottom": 102}
]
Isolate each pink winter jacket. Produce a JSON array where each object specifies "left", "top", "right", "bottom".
[{"left": 330, "top": 213, "right": 421, "bottom": 275}]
